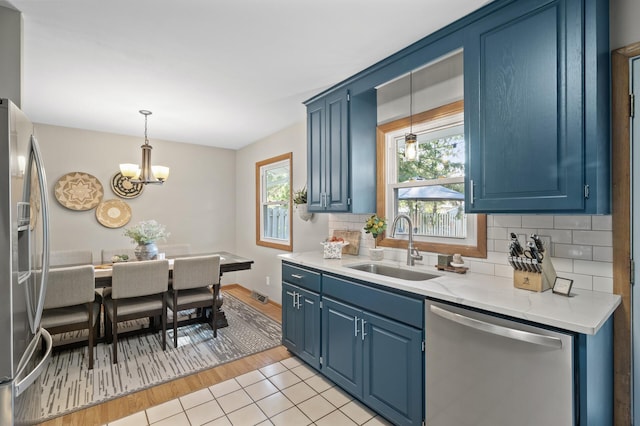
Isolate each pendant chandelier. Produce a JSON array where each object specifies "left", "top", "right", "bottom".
[
  {"left": 119, "top": 110, "right": 169, "bottom": 185},
  {"left": 404, "top": 71, "right": 419, "bottom": 162}
]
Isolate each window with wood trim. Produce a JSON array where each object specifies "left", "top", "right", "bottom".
[
  {"left": 376, "top": 101, "right": 487, "bottom": 257},
  {"left": 256, "top": 153, "right": 293, "bottom": 251}
]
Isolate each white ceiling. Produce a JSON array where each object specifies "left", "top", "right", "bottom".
[{"left": 6, "top": 0, "right": 490, "bottom": 149}]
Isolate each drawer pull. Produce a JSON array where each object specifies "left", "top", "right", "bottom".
[{"left": 291, "top": 274, "right": 304, "bottom": 279}]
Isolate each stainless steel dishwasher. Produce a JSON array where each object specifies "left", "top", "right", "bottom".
[{"left": 425, "top": 300, "right": 574, "bottom": 426}]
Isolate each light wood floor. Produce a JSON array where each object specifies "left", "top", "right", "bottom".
[{"left": 38, "top": 284, "right": 288, "bottom": 426}]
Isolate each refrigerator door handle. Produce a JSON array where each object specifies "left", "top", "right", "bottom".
[
  {"left": 430, "top": 305, "right": 563, "bottom": 349},
  {"left": 14, "top": 328, "right": 52, "bottom": 397},
  {"left": 28, "top": 136, "right": 50, "bottom": 333}
]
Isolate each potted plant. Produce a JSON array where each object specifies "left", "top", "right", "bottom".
[
  {"left": 293, "top": 186, "right": 313, "bottom": 221},
  {"left": 364, "top": 214, "right": 387, "bottom": 260},
  {"left": 123, "top": 219, "right": 170, "bottom": 260}
]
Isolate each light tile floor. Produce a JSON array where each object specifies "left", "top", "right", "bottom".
[{"left": 105, "top": 357, "right": 394, "bottom": 426}]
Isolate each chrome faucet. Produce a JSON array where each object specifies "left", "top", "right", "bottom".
[{"left": 390, "top": 214, "right": 423, "bottom": 266}]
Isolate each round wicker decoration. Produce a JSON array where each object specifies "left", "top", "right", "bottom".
[
  {"left": 54, "top": 172, "right": 104, "bottom": 211},
  {"left": 95, "top": 199, "right": 132, "bottom": 228},
  {"left": 110, "top": 172, "right": 144, "bottom": 199}
]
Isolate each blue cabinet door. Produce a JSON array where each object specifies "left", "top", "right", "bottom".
[
  {"left": 298, "top": 287, "right": 321, "bottom": 369},
  {"left": 307, "top": 89, "right": 350, "bottom": 212},
  {"left": 321, "top": 297, "right": 363, "bottom": 397},
  {"left": 363, "top": 311, "right": 423, "bottom": 426},
  {"left": 282, "top": 282, "right": 321, "bottom": 369},
  {"left": 465, "top": 0, "right": 609, "bottom": 213},
  {"left": 282, "top": 283, "right": 300, "bottom": 353}
]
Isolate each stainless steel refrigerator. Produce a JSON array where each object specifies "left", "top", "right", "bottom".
[{"left": 0, "top": 99, "right": 52, "bottom": 425}]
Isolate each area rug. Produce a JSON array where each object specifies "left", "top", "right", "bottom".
[{"left": 39, "top": 292, "right": 282, "bottom": 420}]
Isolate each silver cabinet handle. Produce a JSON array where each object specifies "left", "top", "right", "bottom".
[
  {"left": 15, "top": 328, "right": 52, "bottom": 396},
  {"left": 361, "top": 319, "right": 367, "bottom": 341},
  {"left": 291, "top": 274, "right": 303, "bottom": 279},
  {"left": 430, "top": 305, "right": 563, "bottom": 349},
  {"left": 469, "top": 179, "right": 475, "bottom": 205},
  {"left": 354, "top": 316, "right": 360, "bottom": 337},
  {"left": 295, "top": 293, "right": 301, "bottom": 310}
]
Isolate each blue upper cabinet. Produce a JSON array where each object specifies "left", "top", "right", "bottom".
[
  {"left": 464, "top": 0, "right": 610, "bottom": 213},
  {"left": 304, "top": 0, "right": 608, "bottom": 214},
  {"left": 306, "top": 89, "right": 377, "bottom": 213}
]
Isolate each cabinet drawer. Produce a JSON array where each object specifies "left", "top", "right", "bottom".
[
  {"left": 323, "top": 274, "right": 423, "bottom": 329},
  {"left": 282, "top": 263, "right": 321, "bottom": 293}
]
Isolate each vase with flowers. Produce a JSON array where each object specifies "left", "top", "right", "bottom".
[
  {"left": 364, "top": 214, "right": 387, "bottom": 260},
  {"left": 123, "top": 219, "right": 170, "bottom": 260}
]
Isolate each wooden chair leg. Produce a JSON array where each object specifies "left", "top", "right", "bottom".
[
  {"left": 87, "top": 303, "right": 94, "bottom": 370},
  {"left": 173, "top": 291, "right": 178, "bottom": 348}
]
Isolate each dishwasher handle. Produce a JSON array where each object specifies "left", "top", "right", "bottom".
[{"left": 430, "top": 305, "right": 563, "bottom": 349}]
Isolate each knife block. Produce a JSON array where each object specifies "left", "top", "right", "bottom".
[{"left": 513, "top": 255, "right": 557, "bottom": 292}]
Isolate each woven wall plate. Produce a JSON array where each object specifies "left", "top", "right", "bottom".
[
  {"left": 54, "top": 172, "right": 104, "bottom": 211},
  {"left": 95, "top": 199, "right": 132, "bottom": 228},
  {"left": 111, "top": 172, "right": 144, "bottom": 199}
]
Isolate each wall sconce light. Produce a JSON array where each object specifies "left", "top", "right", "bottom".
[{"left": 119, "top": 110, "right": 169, "bottom": 185}]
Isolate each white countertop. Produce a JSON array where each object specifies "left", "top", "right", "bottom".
[{"left": 279, "top": 251, "right": 621, "bottom": 335}]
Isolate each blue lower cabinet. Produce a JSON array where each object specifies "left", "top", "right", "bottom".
[
  {"left": 321, "top": 297, "right": 363, "bottom": 397},
  {"left": 322, "top": 297, "right": 424, "bottom": 426},
  {"left": 363, "top": 311, "right": 423, "bottom": 426},
  {"left": 282, "top": 282, "right": 321, "bottom": 369}
]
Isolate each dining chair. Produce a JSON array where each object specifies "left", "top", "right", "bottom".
[
  {"left": 103, "top": 259, "right": 169, "bottom": 364},
  {"left": 167, "top": 254, "right": 220, "bottom": 348},
  {"left": 41, "top": 265, "right": 100, "bottom": 369}
]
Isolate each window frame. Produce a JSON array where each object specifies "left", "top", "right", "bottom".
[
  {"left": 376, "top": 100, "right": 487, "bottom": 258},
  {"left": 255, "top": 153, "right": 293, "bottom": 251}
]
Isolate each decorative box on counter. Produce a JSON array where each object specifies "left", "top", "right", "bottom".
[{"left": 321, "top": 241, "right": 349, "bottom": 259}]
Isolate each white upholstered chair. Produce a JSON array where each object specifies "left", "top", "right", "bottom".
[
  {"left": 167, "top": 255, "right": 220, "bottom": 348},
  {"left": 103, "top": 260, "right": 169, "bottom": 364},
  {"left": 41, "top": 265, "right": 99, "bottom": 369}
]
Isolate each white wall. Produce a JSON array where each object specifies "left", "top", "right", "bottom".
[
  {"left": 0, "top": 4, "right": 21, "bottom": 106},
  {"left": 235, "top": 121, "right": 328, "bottom": 304},
  {"left": 611, "top": 0, "right": 640, "bottom": 50},
  {"left": 35, "top": 123, "right": 238, "bottom": 276}
]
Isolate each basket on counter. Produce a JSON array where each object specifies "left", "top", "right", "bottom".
[{"left": 321, "top": 241, "right": 349, "bottom": 259}]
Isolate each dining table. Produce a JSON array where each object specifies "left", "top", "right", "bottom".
[{"left": 93, "top": 251, "right": 254, "bottom": 329}]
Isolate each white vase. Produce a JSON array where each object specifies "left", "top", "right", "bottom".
[
  {"left": 369, "top": 247, "right": 384, "bottom": 261},
  {"left": 297, "top": 204, "right": 313, "bottom": 221}
]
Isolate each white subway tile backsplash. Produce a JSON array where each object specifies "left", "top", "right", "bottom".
[
  {"left": 593, "top": 277, "right": 614, "bottom": 293},
  {"left": 552, "top": 244, "right": 593, "bottom": 260},
  {"left": 492, "top": 215, "right": 522, "bottom": 228},
  {"left": 327, "top": 212, "right": 614, "bottom": 294},
  {"left": 553, "top": 215, "right": 591, "bottom": 230},
  {"left": 593, "top": 246, "right": 613, "bottom": 262},
  {"left": 574, "top": 260, "right": 613, "bottom": 278},
  {"left": 487, "top": 226, "right": 508, "bottom": 240},
  {"left": 494, "top": 264, "right": 513, "bottom": 278},
  {"left": 537, "top": 229, "right": 573, "bottom": 244},
  {"left": 559, "top": 272, "right": 593, "bottom": 291},
  {"left": 573, "top": 230, "right": 612, "bottom": 247},
  {"left": 549, "top": 257, "right": 573, "bottom": 273},
  {"left": 521, "top": 215, "right": 555, "bottom": 229},
  {"left": 591, "top": 215, "right": 612, "bottom": 231}
]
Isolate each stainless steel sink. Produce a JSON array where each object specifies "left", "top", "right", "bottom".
[{"left": 346, "top": 263, "right": 439, "bottom": 281}]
